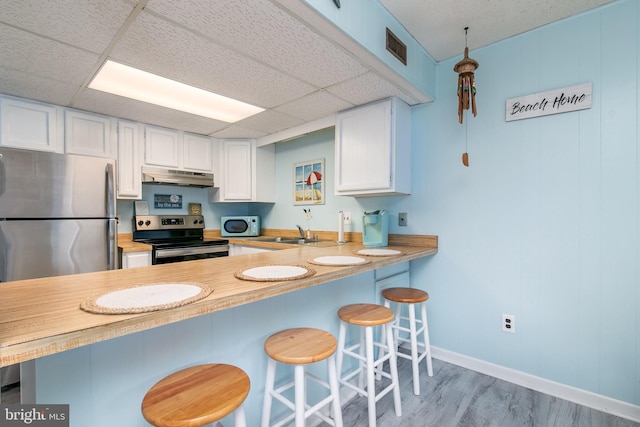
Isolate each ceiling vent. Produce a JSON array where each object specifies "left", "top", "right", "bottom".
[{"left": 386, "top": 28, "right": 407, "bottom": 65}]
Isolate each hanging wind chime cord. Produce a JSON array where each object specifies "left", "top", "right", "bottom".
[{"left": 463, "top": 116, "right": 469, "bottom": 166}]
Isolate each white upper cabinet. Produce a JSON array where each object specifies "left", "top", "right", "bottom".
[
  {"left": 0, "top": 95, "right": 62, "bottom": 152},
  {"left": 143, "top": 126, "right": 214, "bottom": 172},
  {"left": 209, "top": 139, "right": 275, "bottom": 203},
  {"left": 335, "top": 97, "right": 411, "bottom": 196},
  {"left": 183, "top": 132, "right": 214, "bottom": 172},
  {"left": 116, "top": 120, "right": 142, "bottom": 199},
  {"left": 65, "top": 109, "right": 115, "bottom": 158},
  {"left": 143, "top": 125, "right": 181, "bottom": 168}
]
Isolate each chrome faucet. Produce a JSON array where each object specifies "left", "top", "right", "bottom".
[{"left": 296, "top": 225, "right": 305, "bottom": 238}]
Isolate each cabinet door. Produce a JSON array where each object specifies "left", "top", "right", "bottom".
[
  {"left": 0, "top": 96, "right": 61, "bottom": 152},
  {"left": 335, "top": 100, "right": 392, "bottom": 192},
  {"left": 117, "top": 121, "right": 141, "bottom": 199},
  {"left": 144, "top": 125, "right": 180, "bottom": 168},
  {"left": 183, "top": 132, "right": 213, "bottom": 172},
  {"left": 222, "top": 140, "right": 253, "bottom": 200},
  {"left": 65, "top": 109, "right": 114, "bottom": 158}
]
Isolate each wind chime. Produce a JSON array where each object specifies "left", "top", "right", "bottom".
[{"left": 454, "top": 27, "right": 479, "bottom": 166}]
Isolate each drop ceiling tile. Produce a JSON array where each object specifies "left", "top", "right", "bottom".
[
  {"left": 0, "top": 67, "right": 77, "bottom": 106},
  {"left": 210, "top": 126, "right": 268, "bottom": 139},
  {"left": 274, "top": 91, "right": 354, "bottom": 122},
  {"left": 234, "top": 109, "right": 305, "bottom": 135},
  {"left": 146, "top": 0, "right": 368, "bottom": 88},
  {"left": 0, "top": 24, "right": 99, "bottom": 87},
  {"left": 0, "top": 0, "right": 135, "bottom": 54},
  {"left": 111, "top": 11, "right": 316, "bottom": 109},
  {"left": 74, "top": 89, "right": 230, "bottom": 135},
  {"left": 326, "top": 72, "right": 421, "bottom": 106}
]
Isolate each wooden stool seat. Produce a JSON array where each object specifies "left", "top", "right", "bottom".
[
  {"left": 142, "top": 363, "right": 250, "bottom": 427},
  {"left": 338, "top": 303, "right": 394, "bottom": 326},
  {"left": 262, "top": 328, "right": 343, "bottom": 427},
  {"left": 382, "top": 287, "right": 429, "bottom": 304},
  {"left": 264, "top": 327, "right": 337, "bottom": 364},
  {"left": 337, "top": 303, "right": 401, "bottom": 427}
]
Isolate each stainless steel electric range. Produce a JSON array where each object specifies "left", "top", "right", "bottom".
[{"left": 132, "top": 215, "right": 228, "bottom": 264}]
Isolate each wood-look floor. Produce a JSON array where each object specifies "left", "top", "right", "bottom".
[
  {"left": 323, "top": 354, "right": 640, "bottom": 427},
  {"left": 3, "top": 356, "right": 638, "bottom": 426}
]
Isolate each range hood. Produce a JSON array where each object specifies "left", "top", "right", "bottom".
[{"left": 141, "top": 166, "right": 215, "bottom": 188}]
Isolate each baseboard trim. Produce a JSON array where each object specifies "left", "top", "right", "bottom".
[{"left": 431, "top": 346, "right": 640, "bottom": 423}]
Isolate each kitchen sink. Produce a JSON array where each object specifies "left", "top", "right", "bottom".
[{"left": 246, "top": 236, "right": 337, "bottom": 246}]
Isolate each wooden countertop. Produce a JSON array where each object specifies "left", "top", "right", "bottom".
[{"left": 1, "top": 237, "right": 437, "bottom": 367}]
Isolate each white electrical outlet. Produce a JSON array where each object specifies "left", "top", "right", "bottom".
[
  {"left": 343, "top": 211, "right": 352, "bottom": 225},
  {"left": 502, "top": 314, "right": 515, "bottom": 333}
]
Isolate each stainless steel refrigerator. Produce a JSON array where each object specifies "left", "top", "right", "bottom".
[{"left": 0, "top": 147, "right": 118, "bottom": 395}]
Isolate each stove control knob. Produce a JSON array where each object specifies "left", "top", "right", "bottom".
[
  {"left": 145, "top": 220, "right": 151, "bottom": 226},
  {"left": 198, "top": 219, "right": 204, "bottom": 224},
  {"left": 137, "top": 220, "right": 144, "bottom": 226},
  {"left": 193, "top": 219, "right": 198, "bottom": 225}
]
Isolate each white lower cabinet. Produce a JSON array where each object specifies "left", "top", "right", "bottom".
[
  {"left": 0, "top": 95, "right": 62, "bottom": 152},
  {"left": 116, "top": 120, "right": 142, "bottom": 199},
  {"left": 120, "top": 251, "right": 152, "bottom": 268}
]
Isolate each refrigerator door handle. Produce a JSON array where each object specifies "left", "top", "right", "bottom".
[
  {"left": 106, "top": 162, "right": 116, "bottom": 218},
  {"left": 105, "top": 162, "right": 118, "bottom": 270},
  {"left": 107, "top": 219, "right": 118, "bottom": 270}
]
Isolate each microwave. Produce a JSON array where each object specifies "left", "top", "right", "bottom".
[{"left": 221, "top": 216, "right": 260, "bottom": 237}]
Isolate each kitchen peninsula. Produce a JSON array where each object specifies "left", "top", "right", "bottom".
[{"left": 1, "top": 236, "right": 436, "bottom": 426}]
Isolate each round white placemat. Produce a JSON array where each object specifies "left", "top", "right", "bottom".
[
  {"left": 354, "top": 248, "right": 404, "bottom": 256},
  {"left": 80, "top": 283, "right": 212, "bottom": 314},
  {"left": 235, "top": 265, "right": 315, "bottom": 281},
  {"left": 308, "top": 255, "right": 370, "bottom": 266}
]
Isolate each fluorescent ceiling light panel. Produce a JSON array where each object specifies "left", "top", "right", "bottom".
[{"left": 88, "top": 60, "right": 264, "bottom": 123}]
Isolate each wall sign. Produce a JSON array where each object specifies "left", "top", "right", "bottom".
[
  {"left": 505, "top": 82, "right": 592, "bottom": 122},
  {"left": 154, "top": 194, "right": 182, "bottom": 209}
]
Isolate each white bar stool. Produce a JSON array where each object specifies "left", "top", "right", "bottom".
[
  {"left": 382, "top": 287, "right": 433, "bottom": 395},
  {"left": 142, "top": 363, "right": 250, "bottom": 427},
  {"left": 261, "top": 327, "right": 343, "bottom": 427},
  {"left": 336, "top": 303, "right": 401, "bottom": 427}
]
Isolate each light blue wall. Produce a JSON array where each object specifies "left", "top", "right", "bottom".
[
  {"left": 258, "top": 127, "right": 419, "bottom": 236},
  {"left": 411, "top": 0, "right": 639, "bottom": 406}
]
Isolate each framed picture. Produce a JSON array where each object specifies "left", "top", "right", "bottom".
[{"left": 294, "top": 158, "right": 325, "bottom": 205}]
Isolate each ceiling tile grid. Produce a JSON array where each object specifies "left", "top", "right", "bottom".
[
  {"left": 210, "top": 125, "right": 268, "bottom": 139},
  {"left": 326, "top": 71, "right": 420, "bottom": 106},
  {"left": 233, "top": 108, "right": 305, "bottom": 135},
  {"left": 0, "top": 66, "right": 79, "bottom": 106},
  {"left": 110, "top": 10, "right": 317, "bottom": 109},
  {"left": 0, "top": 23, "right": 99, "bottom": 89},
  {"left": 146, "top": 0, "right": 368, "bottom": 89},
  {"left": 273, "top": 90, "right": 354, "bottom": 122},
  {"left": 0, "top": 0, "right": 135, "bottom": 54}
]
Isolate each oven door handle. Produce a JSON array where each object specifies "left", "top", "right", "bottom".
[{"left": 155, "top": 245, "right": 229, "bottom": 258}]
